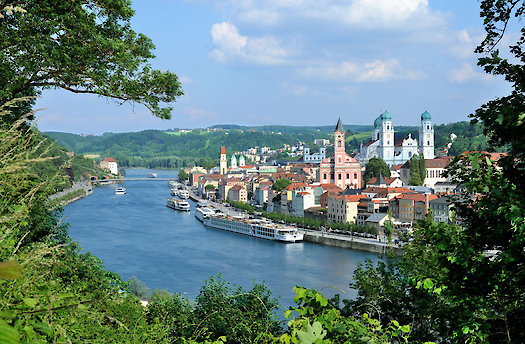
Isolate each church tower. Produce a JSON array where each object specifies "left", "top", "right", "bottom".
[
  {"left": 419, "top": 111, "right": 435, "bottom": 159},
  {"left": 219, "top": 146, "right": 227, "bottom": 175},
  {"left": 230, "top": 155, "right": 238, "bottom": 169},
  {"left": 334, "top": 116, "right": 346, "bottom": 168},
  {"left": 379, "top": 110, "right": 395, "bottom": 166}
]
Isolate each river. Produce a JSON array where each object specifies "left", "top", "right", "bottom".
[{"left": 63, "top": 168, "right": 380, "bottom": 310}]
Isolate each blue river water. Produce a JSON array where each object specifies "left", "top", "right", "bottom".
[{"left": 63, "top": 168, "right": 380, "bottom": 310}]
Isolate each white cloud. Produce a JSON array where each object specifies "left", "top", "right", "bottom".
[
  {"left": 301, "top": 59, "right": 424, "bottom": 82},
  {"left": 227, "top": 0, "right": 444, "bottom": 29},
  {"left": 449, "top": 30, "right": 482, "bottom": 59},
  {"left": 209, "top": 22, "right": 292, "bottom": 65},
  {"left": 448, "top": 63, "right": 492, "bottom": 83},
  {"left": 179, "top": 74, "right": 194, "bottom": 85}
]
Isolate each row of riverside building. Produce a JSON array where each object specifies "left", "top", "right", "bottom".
[{"left": 184, "top": 114, "right": 505, "bottom": 240}]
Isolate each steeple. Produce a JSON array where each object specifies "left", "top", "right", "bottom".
[{"left": 335, "top": 114, "right": 344, "bottom": 132}]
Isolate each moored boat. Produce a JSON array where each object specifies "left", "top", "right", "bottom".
[
  {"left": 194, "top": 206, "right": 216, "bottom": 222},
  {"left": 166, "top": 198, "right": 190, "bottom": 211},
  {"left": 115, "top": 187, "right": 126, "bottom": 195},
  {"left": 203, "top": 214, "right": 303, "bottom": 242},
  {"left": 178, "top": 189, "right": 190, "bottom": 199}
]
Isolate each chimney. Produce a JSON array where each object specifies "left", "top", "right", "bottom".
[{"left": 425, "top": 193, "right": 429, "bottom": 213}]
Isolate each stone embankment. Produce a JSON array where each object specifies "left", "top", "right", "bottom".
[
  {"left": 302, "top": 230, "right": 403, "bottom": 256},
  {"left": 49, "top": 181, "right": 94, "bottom": 207}
]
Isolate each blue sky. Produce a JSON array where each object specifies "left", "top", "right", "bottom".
[{"left": 36, "top": 0, "right": 514, "bottom": 134}]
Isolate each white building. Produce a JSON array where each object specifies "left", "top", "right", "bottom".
[
  {"left": 100, "top": 157, "right": 118, "bottom": 175},
  {"left": 302, "top": 146, "right": 326, "bottom": 163},
  {"left": 360, "top": 110, "right": 435, "bottom": 166}
]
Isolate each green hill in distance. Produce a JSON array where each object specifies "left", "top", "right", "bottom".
[{"left": 44, "top": 121, "right": 502, "bottom": 169}]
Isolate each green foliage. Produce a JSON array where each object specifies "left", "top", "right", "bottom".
[
  {"left": 0, "top": 0, "right": 183, "bottom": 122},
  {"left": 364, "top": 157, "right": 391, "bottom": 182},
  {"left": 126, "top": 276, "right": 150, "bottom": 300},
  {"left": 279, "top": 286, "right": 413, "bottom": 344},
  {"left": 408, "top": 155, "right": 425, "bottom": 186},
  {"left": 198, "top": 157, "right": 216, "bottom": 171},
  {"left": 261, "top": 211, "right": 377, "bottom": 235},
  {"left": 226, "top": 200, "right": 255, "bottom": 214},
  {"left": 273, "top": 178, "right": 291, "bottom": 192},
  {"left": 383, "top": 212, "right": 395, "bottom": 243},
  {"left": 179, "top": 168, "right": 189, "bottom": 181}
]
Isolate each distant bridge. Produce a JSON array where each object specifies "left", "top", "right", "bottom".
[{"left": 90, "top": 178, "right": 178, "bottom": 182}]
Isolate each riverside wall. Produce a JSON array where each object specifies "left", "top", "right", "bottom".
[{"left": 303, "top": 232, "right": 403, "bottom": 256}]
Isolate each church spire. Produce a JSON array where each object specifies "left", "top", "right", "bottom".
[{"left": 335, "top": 114, "right": 344, "bottom": 132}]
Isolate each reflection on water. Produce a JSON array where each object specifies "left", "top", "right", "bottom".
[{"left": 64, "top": 168, "right": 379, "bottom": 308}]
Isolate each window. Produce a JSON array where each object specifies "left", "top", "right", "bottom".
[
  {"left": 338, "top": 173, "right": 342, "bottom": 180},
  {"left": 354, "top": 173, "right": 358, "bottom": 179},
  {"left": 427, "top": 125, "right": 430, "bottom": 130},
  {"left": 346, "top": 173, "right": 349, "bottom": 179},
  {"left": 323, "top": 173, "right": 327, "bottom": 180},
  {"left": 338, "top": 141, "right": 342, "bottom": 147}
]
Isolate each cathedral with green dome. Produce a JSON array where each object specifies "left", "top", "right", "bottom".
[{"left": 359, "top": 110, "right": 434, "bottom": 166}]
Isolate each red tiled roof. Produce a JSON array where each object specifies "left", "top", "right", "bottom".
[
  {"left": 229, "top": 184, "right": 245, "bottom": 191},
  {"left": 367, "top": 176, "right": 400, "bottom": 185},
  {"left": 285, "top": 182, "right": 307, "bottom": 191},
  {"left": 220, "top": 146, "right": 226, "bottom": 154},
  {"left": 318, "top": 183, "right": 343, "bottom": 191},
  {"left": 103, "top": 157, "right": 116, "bottom": 162},
  {"left": 394, "top": 193, "right": 438, "bottom": 202},
  {"left": 362, "top": 139, "right": 378, "bottom": 147}
]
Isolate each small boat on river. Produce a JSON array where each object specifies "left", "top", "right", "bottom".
[
  {"left": 166, "top": 198, "right": 190, "bottom": 211},
  {"left": 115, "top": 187, "right": 126, "bottom": 195}
]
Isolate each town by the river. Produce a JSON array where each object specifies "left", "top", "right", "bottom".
[{"left": 64, "top": 168, "right": 380, "bottom": 310}]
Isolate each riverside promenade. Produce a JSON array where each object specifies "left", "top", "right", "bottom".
[{"left": 186, "top": 187, "right": 402, "bottom": 255}]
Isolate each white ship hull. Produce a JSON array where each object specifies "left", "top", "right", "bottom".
[
  {"left": 203, "top": 215, "right": 303, "bottom": 242},
  {"left": 166, "top": 198, "right": 190, "bottom": 211}
]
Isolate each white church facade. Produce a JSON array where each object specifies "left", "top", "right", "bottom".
[{"left": 359, "top": 110, "right": 435, "bottom": 167}]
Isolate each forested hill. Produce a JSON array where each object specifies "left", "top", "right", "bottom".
[{"left": 44, "top": 121, "right": 502, "bottom": 168}]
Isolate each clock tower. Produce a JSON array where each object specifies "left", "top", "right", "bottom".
[
  {"left": 334, "top": 116, "right": 345, "bottom": 168},
  {"left": 319, "top": 116, "right": 361, "bottom": 189}
]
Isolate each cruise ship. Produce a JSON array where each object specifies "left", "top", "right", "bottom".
[
  {"left": 166, "top": 198, "right": 190, "bottom": 211},
  {"left": 195, "top": 206, "right": 216, "bottom": 222},
  {"left": 203, "top": 214, "right": 303, "bottom": 242}
]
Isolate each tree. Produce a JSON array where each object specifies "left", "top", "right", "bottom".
[
  {"left": 272, "top": 178, "right": 291, "bottom": 192},
  {"left": 198, "top": 157, "right": 216, "bottom": 171},
  {"left": 0, "top": 0, "right": 183, "bottom": 123},
  {"left": 205, "top": 184, "right": 216, "bottom": 191},
  {"left": 364, "top": 157, "right": 391, "bottom": 182},
  {"left": 408, "top": 155, "right": 424, "bottom": 186},
  {"left": 346, "top": 1, "right": 525, "bottom": 342},
  {"left": 178, "top": 168, "right": 189, "bottom": 182}
]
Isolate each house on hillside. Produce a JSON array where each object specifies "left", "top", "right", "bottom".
[{"left": 100, "top": 157, "right": 118, "bottom": 175}]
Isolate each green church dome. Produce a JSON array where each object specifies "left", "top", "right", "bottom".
[
  {"left": 374, "top": 115, "right": 382, "bottom": 128},
  {"left": 421, "top": 110, "right": 432, "bottom": 121},
  {"left": 381, "top": 110, "right": 392, "bottom": 121}
]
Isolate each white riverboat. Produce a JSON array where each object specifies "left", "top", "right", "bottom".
[
  {"left": 115, "top": 187, "right": 126, "bottom": 195},
  {"left": 194, "top": 206, "right": 216, "bottom": 222},
  {"left": 178, "top": 189, "right": 190, "bottom": 199},
  {"left": 166, "top": 198, "right": 190, "bottom": 211},
  {"left": 149, "top": 173, "right": 158, "bottom": 178},
  {"left": 203, "top": 214, "right": 303, "bottom": 242}
]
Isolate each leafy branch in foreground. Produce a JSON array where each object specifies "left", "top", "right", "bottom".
[{"left": 0, "top": 0, "right": 183, "bottom": 122}]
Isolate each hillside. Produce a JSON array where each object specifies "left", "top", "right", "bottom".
[{"left": 44, "top": 121, "right": 503, "bottom": 169}]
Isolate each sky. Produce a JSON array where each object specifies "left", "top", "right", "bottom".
[{"left": 36, "top": 0, "right": 515, "bottom": 135}]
